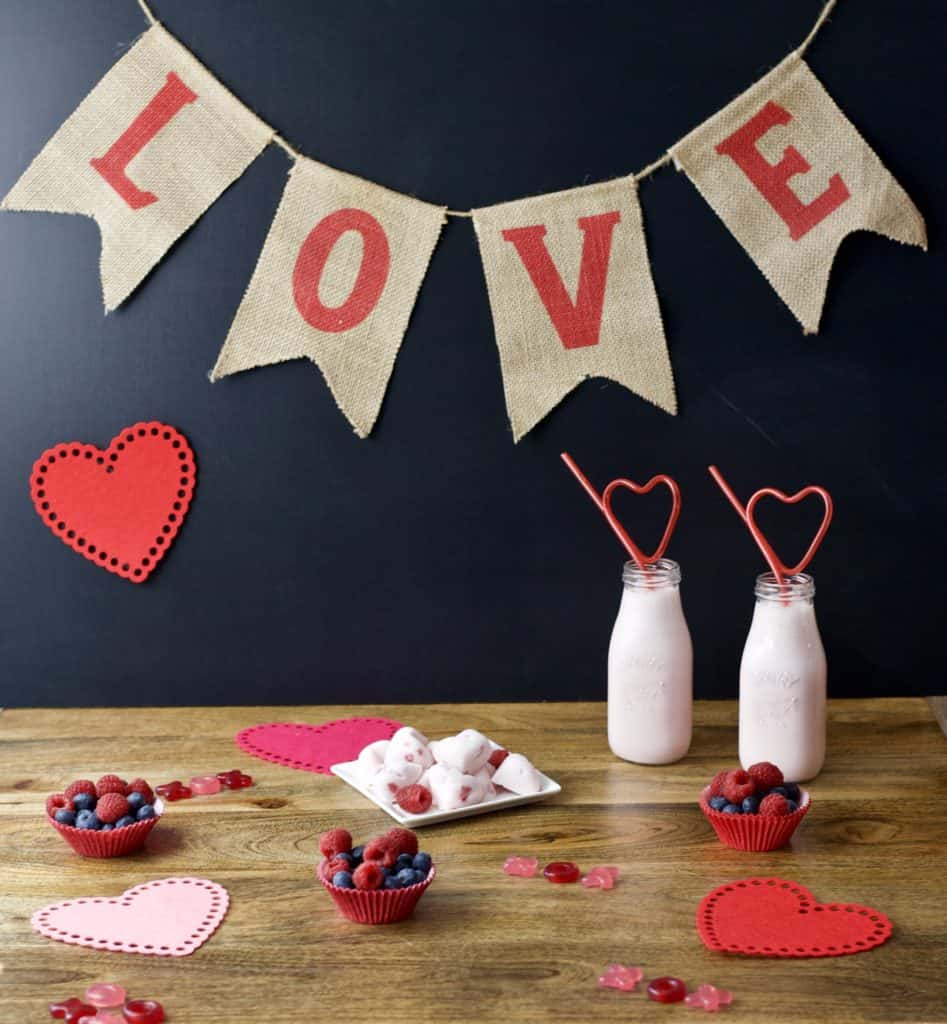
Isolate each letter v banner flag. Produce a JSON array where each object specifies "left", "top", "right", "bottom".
[
  {"left": 473, "top": 178, "right": 676, "bottom": 442},
  {"left": 1, "top": 24, "right": 272, "bottom": 311},
  {"left": 210, "top": 157, "right": 446, "bottom": 438},
  {"left": 670, "top": 53, "right": 926, "bottom": 334}
]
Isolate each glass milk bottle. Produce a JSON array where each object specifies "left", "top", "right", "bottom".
[
  {"left": 607, "top": 558, "right": 692, "bottom": 764},
  {"left": 739, "top": 573, "right": 826, "bottom": 781}
]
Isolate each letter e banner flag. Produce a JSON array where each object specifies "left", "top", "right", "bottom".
[
  {"left": 1, "top": 25, "right": 272, "bottom": 311},
  {"left": 473, "top": 178, "right": 676, "bottom": 442}
]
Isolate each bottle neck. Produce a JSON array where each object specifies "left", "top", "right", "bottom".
[
  {"left": 622, "top": 558, "right": 681, "bottom": 591},
  {"left": 753, "top": 572, "right": 815, "bottom": 606}
]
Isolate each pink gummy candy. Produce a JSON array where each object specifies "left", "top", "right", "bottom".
[
  {"left": 582, "top": 865, "right": 620, "bottom": 890},
  {"left": 189, "top": 775, "right": 222, "bottom": 795},
  {"left": 503, "top": 856, "right": 539, "bottom": 878},
  {"left": 598, "top": 964, "right": 644, "bottom": 992},
  {"left": 684, "top": 984, "right": 734, "bottom": 1011},
  {"left": 84, "top": 985, "right": 125, "bottom": 1009}
]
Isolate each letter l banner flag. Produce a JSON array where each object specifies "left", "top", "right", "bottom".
[
  {"left": 670, "top": 53, "right": 926, "bottom": 334},
  {"left": 1, "top": 25, "right": 272, "bottom": 311},
  {"left": 210, "top": 157, "right": 446, "bottom": 438}
]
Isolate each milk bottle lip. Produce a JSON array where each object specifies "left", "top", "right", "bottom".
[
  {"left": 622, "top": 557, "right": 681, "bottom": 588},
  {"left": 754, "top": 571, "right": 815, "bottom": 602}
]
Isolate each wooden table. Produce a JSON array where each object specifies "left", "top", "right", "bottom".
[{"left": 2, "top": 700, "right": 945, "bottom": 1023}]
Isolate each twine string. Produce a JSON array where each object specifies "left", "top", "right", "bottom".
[{"left": 133, "top": 0, "right": 840, "bottom": 217}]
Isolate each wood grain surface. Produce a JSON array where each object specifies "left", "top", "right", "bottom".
[{"left": 1, "top": 700, "right": 945, "bottom": 1023}]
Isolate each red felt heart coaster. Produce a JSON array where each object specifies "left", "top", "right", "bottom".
[
  {"left": 29, "top": 422, "right": 195, "bottom": 583},
  {"left": 235, "top": 718, "right": 403, "bottom": 774},
  {"left": 697, "top": 877, "right": 892, "bottom": 958}
]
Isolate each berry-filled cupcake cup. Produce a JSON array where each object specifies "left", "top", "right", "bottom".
[
  {"left": 317, "top": 860, "right": 436, "bottom": 924},
  {"left": 47, "top": 798, "right": 164, "bottom": 858},
  {"left": 699, "top": 786, "right": 810, "bottom": 852}
]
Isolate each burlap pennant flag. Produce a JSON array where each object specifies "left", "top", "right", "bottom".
[
  {"left": 670, "top": 53, "right": 926, "bottom": 334},
  {"left": 473, "top": 178, "right": 676, "bottom": 442},
  {"left": 1, "top": 24, "right": 272, "bottom": 311},
  {"left": 210, "top": 157, "right": 446, "bottom": 438}
]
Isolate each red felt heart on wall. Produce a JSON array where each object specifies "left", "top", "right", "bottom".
[
  {"left": 601, "top": 475, "right": 681, "bottom": 565},
  {"left": 29, "top": 422, "right": 196, "bottom": 583},
  {"left": 697, "top": 877, "right": 892, "bottom": 958},
  {"left": 745, "top": 486, "right": 833, "bottom": 577}
]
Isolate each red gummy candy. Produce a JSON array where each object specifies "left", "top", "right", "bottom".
[
  {"left": 46, "top": 793, "right": 70, "bottom": 818},
  {"left": 49, "top": 998, "right": 96, "bottom": 1022},
  {"left": 122, "top": 999, "right": 166, "bottom": 1023},
  {"left": 319, "top": 828, "right": 353, "bottom": 858},
  {"left": 647, "top": 976, "right": 687, "bottom": 1004},
  {"left": 488, "top": 748, "right": 510, "bottom": 769},
  {"left": 748, "top": 761, "right": 784, "bottom": 791},
  {"left": 96, "top": 774, "right": 128, "bottom": 797},
  {"left": 216, "top": 769, "right": 253, "bottom": 789},
  {"left": 759, "top": 792, "right": 791, "bottom": 816},
  {"left": 95, "top": 792, "right": 131, "bottom": 824},
  {"left": 722, "top": 769, "right": 756, "bottom": 804},
  {"left": 543, "top": 861, "right": 581, "bottom": 884},
  {"left": 353, "top": 861, "right": 385, "bottom": 890},
  {"left": 394, "top": 784, "right": 433, "bottom": 814},
  {"left": 155, "top": 781, "right": 191, "bottom": 801},
  {"left": 63, "top": 779, "right": 96, "bottom": 802},
  {"left": 386, "top": 827, "right": 419, "bottom": 857},
  {"left": 126, "top": 778, "right": 155, "bottom": 803}
]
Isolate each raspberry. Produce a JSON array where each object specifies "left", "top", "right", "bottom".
[
  {"left": 707, "top": 771, "right": 730, "bottom": 798},
  {"left": 748, "top": 761, "right": 784, "bottom": 792},
  {"left": 46, "top": 793, "right": 70, "bottom": 818},
  {"left": 352, "top": 862, "right": 385, "bottom": 890},
  {"left": 759, "top": 793, "right": 791, "bottom": 816},
  {"left": 325, "top": 856, "right": 352, "bottom": 877},
  {"left": 318, "top": 828, "right": 352, "bottom": 859},
  {"left": 722, "top": 769, "right": 756, "bottom": 805},
  {"left": 488, "top": 748, "right": 509, "bottom": 769},
  {"left": 363, "top": 837, "right": 398, "bottom": 867},
  {"left": 96, "top": 774, "right": 128, "bottom": 797},
  {"left": 386, "top": 827, "right": 419, "bottom": 858},
  {"left": 394, "top": 784, "right": 433, "bottom": 815},
  {"left": 95, "top": 792, "right": 131, "bottom": 824},
  {"left": 126, "top": 778, "right": 155, "bottom": 803},
  {"left": 64, "top": 779, "right": 96, "bottom": 802}
]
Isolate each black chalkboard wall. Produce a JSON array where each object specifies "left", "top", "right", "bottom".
[{"left": 1, "top": 1, "right": 944, "bottom": 707}]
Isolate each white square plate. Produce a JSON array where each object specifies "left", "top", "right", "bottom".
[{"left": 330, "top": 758, "right": 562, "bottom": 827}]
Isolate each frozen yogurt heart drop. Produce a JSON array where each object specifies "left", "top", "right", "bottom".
[
  {"left": 427, "top": 764, "right": 486, "bottom": 811},
  {"left": 371, "top": 763, "right": 423, "bottom": 804},
  {"left": 386, "top": 727, "right": 434, "bottom": 768},
  {"left": 492, "top": 753, "right": 543, "bottom": 795},
  {"left": 433, "top": 729, "right": 493, "bottom": 774}
]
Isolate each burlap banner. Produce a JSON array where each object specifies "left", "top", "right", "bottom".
[
  {"left": 473, "top": 178, "right": 676, "bottom": 442},
  {"left": 1, "top": 24, "right": 271, "bottom": 311},
  {"left": 210, "top": 157, "right": 446, "bottom": 438},
  {"left": 670, "top": 53, "right": 926, "bottom": 334}
]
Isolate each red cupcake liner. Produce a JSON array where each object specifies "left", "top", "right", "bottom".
[
  {"left": 317, "top": 860, "right": 435, "bottom": 924},
  {"left": 700, "top": 787, "right": 810, "bottom": 852},
  {"left": 47, "top": 798, "right": 164, "bottom": 858}
]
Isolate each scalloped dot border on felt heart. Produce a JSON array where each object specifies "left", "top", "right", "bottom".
[{"left": 235, "top": 718, "right": 402, "bottom": 774}]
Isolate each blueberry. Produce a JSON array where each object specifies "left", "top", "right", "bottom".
[
  {"left": 76, "top": 811, "right": 101, "bottom": 830},
  {"left": 769, "top": 786, "right": 789, "bottom": 799},
  {"left": 381, "top": 867, "right": 392, "bottom": 878},
  {"left": 783, "top": 783, "right": 801, "bottom": 802},
  {"left": 786, "top": 799, "right": 799, "bottom": 813},
  {"left": 126, "top": 791, "right": 145, "bottom": 811},
  {"left": 741, "top": 795, "right": 760, "bottom": 814},
  {"left": 115, "top": 815, "right": 136, "bottom": 829},
  {"left": 351, "top": 844, "right": 364, "bottom": 861},
  {"left": 412, "top": 869, "right": 428, "bottom": 885},
  {"left": 396, "top": 853, "right": 414, "bottom": 870},
  {"left": 331, "top": 871, "right": 354, "bottom": 889},
  {"left": 412, "top": 852, "right": 432, "bottom": 873},
  {"left": 333, "top": 851, "right": 354, "bottom": 869},
  {"left": 72, "top": 792, "right": 95, "bottom": 813},
  {"left": 709, "top": 795, "right": 728, "bottom": 811},
  {"left": 396, "top": 868, "right": 417, "bottom": 886},
  {"left": 384, "top": 875, "right": 403, "bottom": 890},
  {"left": 722, "top": 803, "right": 741, "bottom": 814},
  {"left": 100, "top": 823, "right": 115, "bottom": 831},
  {"left": 136, "top": 804, "right": 156, "bottom": 821},
  {"left": 53, "top": 808, "right": 76, "bottom": 826}
]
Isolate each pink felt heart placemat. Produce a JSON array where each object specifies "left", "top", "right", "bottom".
[
  {"left": 32, "top": 877, "right": 228, "bottom": 957},
  {"left": 697, "top": 877, "right": 892, "bottom": 958},
  {"left": 235, "top": 718, "right": 402, "bottom": 774}
]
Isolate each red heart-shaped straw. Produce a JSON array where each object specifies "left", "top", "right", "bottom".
[
  {"left": 602, "top": 476, "right": 681, "bottom": 566},
  {"left": 745, "top": 486, "right": 833, "bottom": 578}
]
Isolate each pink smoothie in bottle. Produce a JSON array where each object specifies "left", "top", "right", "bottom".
[
  {"left": 607, "top": 558, "right": 692, "bottom": 764},
  {"left": 739, "top": 572, "right": 826, "bottom": 781}
]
